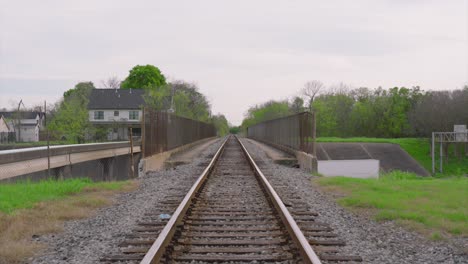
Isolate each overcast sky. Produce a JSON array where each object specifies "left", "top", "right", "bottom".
[{"left": 1, "top": 0, "right": 467, "bottom": 125}]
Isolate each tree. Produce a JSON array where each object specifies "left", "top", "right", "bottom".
[
  {"left": 211, "top": 114, "right": 229, "bottom": 136},
  {"left": 290, "top": 96, "right": 305, "bottom": 113},
  {"left": 229, "top": 126, "right": 241, "bottom": 134},
  {"left": 142, "top": 80, "right": 212, "bottom": 122},
  {"left": 302, "top": 80, "right": 324, "bottom": 111},
  {"left": 100, "top": 76, "right": 121, "bottom": 88},
  {"left": 120, "top": 65, "right": 166, "bottom": 89},
  {"left": 48, "top": 82, "right": 95, "bottom": 143},
  {"left": 241, "top": 100, "right": 291, "bottom": 132}
]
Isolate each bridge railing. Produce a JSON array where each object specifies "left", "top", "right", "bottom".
[
  {"left": 247, "top": 112, "right": 316, "bottom": 155},
  {"left": 142, "top": 109, "right": 216, "bottom": 157}
]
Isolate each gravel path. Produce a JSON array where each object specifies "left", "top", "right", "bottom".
[
  {"left": 31, "top": 138, "right": 223, "bottom": 264},
  {"left": 240, "top": 138, "right": 467, "bottom": 264}
]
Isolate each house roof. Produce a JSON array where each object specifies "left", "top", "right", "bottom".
[
  {"left": 88, "top": 89, "right": 145, "bottom": 110},
  {"left": 0, "top": 111, "right": 43, "bottom": 120}
]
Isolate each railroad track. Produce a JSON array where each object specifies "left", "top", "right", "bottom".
[{"left": 102, "top": 136, "right": 361, "bottom": 263}]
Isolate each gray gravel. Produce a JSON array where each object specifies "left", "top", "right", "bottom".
[
  {"left": 240, "top": 138, "right": 468, "bottom": 264},
  {"left": 31, "top": 138, "right": 223, "bottom": 264}
]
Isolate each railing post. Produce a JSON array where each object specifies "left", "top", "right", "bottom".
[
  {"left": 312, "top": 111, "right": 316, "bottom": 157},
  {"left": 431, "top": 132, "right": 435, "bottom": 174},
  {"left": 141, "top": 107, "right": 146, "bottom": 158}
]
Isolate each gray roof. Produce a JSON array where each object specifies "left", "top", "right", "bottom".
[
  {"left": 88, "top": 89, "right": 145, "bottom": 110},
  {"left": 0, "top": 111, "right": 43, "bottom": 120}
]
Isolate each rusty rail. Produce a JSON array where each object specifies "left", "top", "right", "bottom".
[
  {"left": 140, "top": 137, "right": 229, "bottom": 264},
  {"left": 139, "top": 136, "right": 321, "bottom": 264},
  {"left": 237, "top": 136, "right": 322, "bottom": 264}
]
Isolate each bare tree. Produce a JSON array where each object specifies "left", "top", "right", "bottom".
[
  {"left": 302, "top": 80, "right": 324, "bottom": 110},
  {"left": 328, "top": 82, "right": 352, "bottom": 95},
  {"left": 100, "top": 76, "right": 121, "bottom": 88}
]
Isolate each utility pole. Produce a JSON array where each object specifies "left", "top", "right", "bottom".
[{"left": 17, "top": 99, "right": 25, "bottom": 142}]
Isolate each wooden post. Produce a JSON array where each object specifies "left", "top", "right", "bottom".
[
  {"left": 141, "top": 107, "right": 145, "bottom": 158},
  {"left": 129, "top": 128, "right": 135, "bottom": 178},
  {"left": 46, "top": 102, "right": 51, "bottom": 177},
  {"left": 312, "top": 111, "right": 317, "bottom": 157}
]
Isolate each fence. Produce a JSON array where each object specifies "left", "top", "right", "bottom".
[
  {"left": 247, "top": 112, "right": 316, "bottom": 155},
  {"left": 0, "top": 132, "right": 16, "bottom": 144},
  {"left": 142, "top": 109, "right": 217, "bottom": 157}
]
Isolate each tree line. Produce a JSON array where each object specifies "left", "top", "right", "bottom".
[{"left": 242, "top": 80, "right": 468, "bottom": 138}]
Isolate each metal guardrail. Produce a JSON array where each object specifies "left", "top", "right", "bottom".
[
  {"left": 247, "top": 112, "right": 316, "bottom": 155},
  {"left": 142, "top": 109, "right": 216, "bottom": 157}
]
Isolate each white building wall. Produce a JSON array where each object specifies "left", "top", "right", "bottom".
[
  {"left": 18, "top": 125, "right": 39, "bottom": 142},
  {"left": 88, "top": 109, "right": 141, "bottom": 123},
  {"left": 0, "top": 117, "right": 9, "bottom": 133}
]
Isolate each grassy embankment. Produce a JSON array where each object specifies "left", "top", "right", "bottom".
[
  {"left": 315, "top": 137, "right": 468, "bottom": 240},
  {"left": 0, "top": 178, "right": 138, "bottom": 263}
]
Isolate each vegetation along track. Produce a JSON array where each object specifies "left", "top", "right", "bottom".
[{"left": 102, "top": 136, "right": 361, "bottom": 263}]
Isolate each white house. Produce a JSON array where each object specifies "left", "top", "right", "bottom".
[
  {"left": 0, "top": 115, "right": 10, "bottom": 133},
  {"left": 87, "top": 89, "right": 145, "bottom": 140},
  {"left": 0, "top": 111, "right": 45, "bottom": 142}
]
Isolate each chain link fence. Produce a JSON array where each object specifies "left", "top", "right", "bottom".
[{"left": 247, "top": 112, "right": 316, "bottom": 155}]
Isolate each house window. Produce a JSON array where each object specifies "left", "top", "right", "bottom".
[
  {"left": 94, "top": 111, "right": 104, "bottom": 120},
  {"left": 114, "top": 111, "right": 119, "bottom": 117},
  {"left": 129, "top": 111, "right": 139, "bottom": 120}
]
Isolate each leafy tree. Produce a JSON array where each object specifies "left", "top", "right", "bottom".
[
  {"left": 143, "top": 84, "right": 171, "bottom": 110},
  {"left": 48, "top": 82, "right": 95, "bottom": 143},
  {"left": 143, "top": 80, "right": 211, "bottom": 122},
  {"left": 229, "top": 126, "right": 241, "bottom": 134},
  {"left": 211, "top": 114, "right": 229, "bottom": 136},
  {"left": 121, "top": 65, "right": 166, "bottom": 89},
  {"left": 241, "top": 100, "right": 291, "bottom": 132},
  {"left": 290, "top": 97, "right": 305, "bottom": 113}
]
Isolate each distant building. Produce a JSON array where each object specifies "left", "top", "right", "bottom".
[
  {"left": 0, "top": 115, "right": 10, "bottom": 133},
  {"left": 87, "top": 89, "right": 145, "bottom": 140},
  {"left": 0, "top": 111, "right": 45, "bottom": 142}
]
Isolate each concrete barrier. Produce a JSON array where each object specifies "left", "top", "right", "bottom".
[
  {"left": 0, "top": 142, "right": 141, "bottom": 182},
  {"left": 139, "top": 137, "right": 217, "bottom": 176},
  {"left": 318, "top": 159, "right": 380, "bottom": 178},
  {"left": 246, "top": 138, "right": 318, "bottom": 173}
]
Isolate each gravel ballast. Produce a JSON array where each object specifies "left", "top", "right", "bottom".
[
  {"left": 32, "top": 138, "right": 223, "bottom": 264},
  {"left": 240, "top": 138, "right": 467, "bottom": 264}
]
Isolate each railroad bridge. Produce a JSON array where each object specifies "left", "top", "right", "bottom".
[{"left": 1, "top": 110, "right": 433, "bottom": 263}]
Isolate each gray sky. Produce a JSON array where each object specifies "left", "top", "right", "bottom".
[{"left": 1, "top": 0, "right": 467, "bottom": 125}]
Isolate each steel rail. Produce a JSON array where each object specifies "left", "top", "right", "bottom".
[
  {"left": 140, "top": 135, "right": 321, "bottom": 263},
  {"left": 140, "top": 137, "right": 229, "bottom": 264},
  {"left": 236, "top": 135, "right": 322, "bottom": 264}
]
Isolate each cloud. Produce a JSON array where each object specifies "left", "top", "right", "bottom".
[{"left": 0, "top": 0, "right": 466, "bottom": 124}]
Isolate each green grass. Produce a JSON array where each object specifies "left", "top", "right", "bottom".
[
  {"left": 316, "top": 137, "right": 468, "bottom": 176},
  {"left": 317, "top": 171, "right": 468, "bottom": 238},
  {"left": 0, "top": 178, "right": 129, "bottom": 214}
]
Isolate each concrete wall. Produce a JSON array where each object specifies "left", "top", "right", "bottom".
[
  {"left": 139, "top": 137, "right": 216, "bottom": 175},
  {"left": 248, "top": 138, "right": 318, "bottom": 173},
  {"left": 2, "top": 153, "right": 141, "bottom": 183},
  {"left": 318, "top": 159, "right": 380, "bottom": 178}
]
